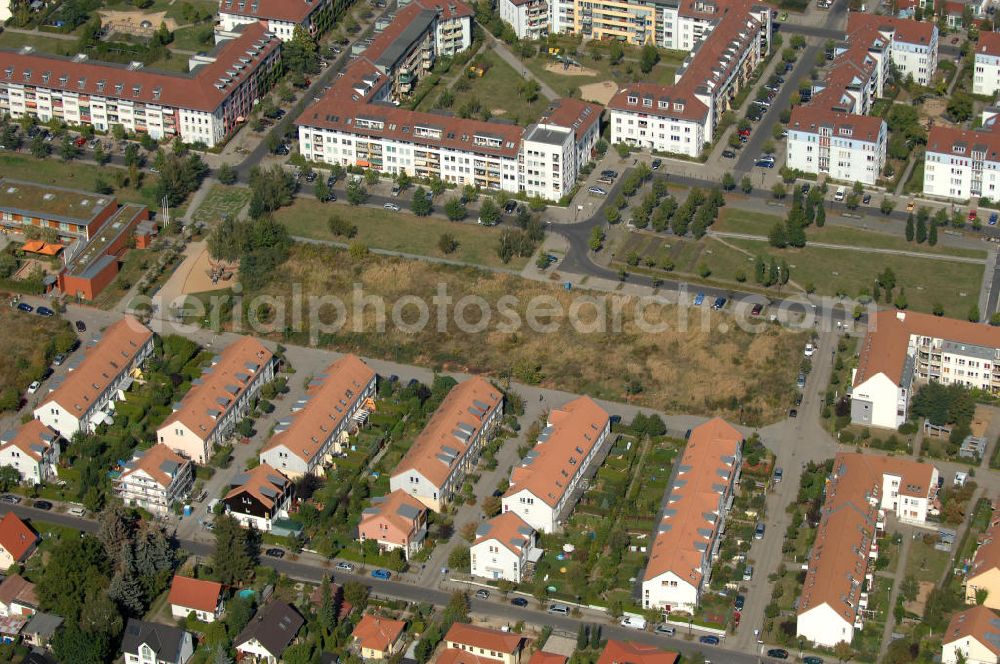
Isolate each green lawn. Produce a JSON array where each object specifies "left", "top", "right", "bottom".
[
  {"left": 273, "top": 197, "right": 530, "bottom": 269},
  {"left": 726, "top": 237, "right": 983, "bottom": 317},
  {"left": 169, "top": 24, "right": 215, "bottom": 53},
  {"left": 0, "top": 153, "right": 163, "bottom": 208},
  {"left": 191, "top": 185, "right": 251, "bottom": 225},
  {"left": 904, "top": 537, "right": 951, "bottom": 585},
  {"left": 417, "top": 49, "right": 549, "bottom": 125},
  {"left": 715, "top": 208, "right": 987, "bottom": 259},
  {"left": 0, "top": 31, "right": 76, "bottom": 55}
]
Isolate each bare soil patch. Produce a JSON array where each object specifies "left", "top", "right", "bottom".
[
  {"left": 579, "top": 80, "right": 618, "bottom": 105},
  {"left": 544, "top": 61, "right": 598, "bottom": 77},
  {"left": 97, "top": 10, "right": 179, "bottom": 36}
]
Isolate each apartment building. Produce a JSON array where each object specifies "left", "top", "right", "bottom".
[
  {"left": 358, "top": 490, "right": 428, "bottom": 561},
  {"left": 923, "top": 124, "right": 1000, "bottom": 201},
  {"left": 0, "top": 420, "right": 60, "bottom": 485},
  {"left": 218, "top": 0, "right": 336, "bottom": 40},
  {"left": 470, "top": 511, "right": 539, "bottom": 583},
  {"left": 974, "top": 32, "right": 1000, "bottom": 97},
  {"left": 0, "top": 24, "right": 280, "bottom": 147},
  {"left": 223, "top": 463, "right": 293, "bottom": 531},
  {"left": 641, "top": 418, "right": 743, "bottom": 613},
  {"left": 157, "top": 336, "right": 275, "bottom": 464},
  {"left": 660, "top": 0, "right": 771, "bottom": 51},
  {"left": 389, "top": 376, "right": 503, "bottom": 511},
  {"left": 851, "top": 310, "right": 1000, "bottom": 429},
  {"left": 501, "top": 395, "right": 610, "bottom": 533},
  {"left": 0, "top": 178, "right": 120, "bottom": 243},
  {"left": 440, "top": 623, "right": 527, "bottom": 664},
  {"left": 115, "top": 443, "right": 194, "bottom": 515},
  {"left": 258, "top": 354, "right": 376, "bottom": 478},
  {"left": 34, "top": 316, "right": 154, "bottom": 438},
  {"left": 966, "top": 509, "right": 1000, "bottom": 609},
  {"left": 498, "top": 0, "right": 548, "bottom": 40},
  {"left": 846, "top": 14, "right": 938, "bottom": 87},
  {"left": 609, "top": 0, "right": 768, "bottom": 157},
  {"left": 943, "top": 605, "right": 1000, "bottom": 664},
  {"left": 786, "top": 106, "right": 887, "bottom": 185},
  {"left": 797, "top": 453, "right": 938, "bottom": 647}
]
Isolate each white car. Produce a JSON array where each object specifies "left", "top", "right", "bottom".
[
  {"left": 383, "top": 203, "right": 400, "bottom": 212},
  {"left": 336, "top": 562, "right": 355, "bottom": 571},
  {"left": 804, "top": 343, "right": 815, "bottom": 357},
  {"left": 27, "top": 380, "right": 40, "bottom": 394},
  {"left": 620, "top": 616, "right": 647, "bottom": 630}
]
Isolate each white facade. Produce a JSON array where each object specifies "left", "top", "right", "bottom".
[
  {"left": 498, "top": 0, "right": 548, "bottom": 40},
  {"left": 434, "top": 15, "right": 473, "bottom": 55},
  {"left": 923, "top": 127, "right": 1000, "bottom": 200},
  {"left": 786, "top": 114, "right": 887, "bottom": 185},
  {"left": 893, "top": 30, "right": 938, "bottom": 86},
  {"left": 0, "top": 429, "right": 59, "bottom": 486},
  {"left": 610, "top": 104, "right": 708, "bottom": 158},
  {"left": 218, "top": 13, "right": 302, "bottom": 40},
  {"left": 124, "top": 634, "right": 194, "bottom": 664},
  {"left": 880, "top": 468, "right": 939, "bottom": 524},
  {"left": 798, "top": 604, "right": 855, "bottom": 649},
  {"left": 470, "top": 539, "right": 526, "bottom": 583},
  {"left": 642, "top": 570, "right": 699, "bottom": 613},
  {"left": 115, "top": 447, "right": 194, "bottom": 516},
  {"left": 850, "top": 372, "right": 907, "bottom": 429},
  {"left": 521, "top": 125, "right": 575, "bottom": 203},
  {"left": 974, "top": 36, "right": 1000, "bottom": 97},
  {"left": 943, "top": 636, "right": 999, "bottom": 664}
]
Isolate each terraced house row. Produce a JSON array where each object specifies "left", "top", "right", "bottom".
[{"left": 0, "top": 23, "right": 280, "bottom": 147}]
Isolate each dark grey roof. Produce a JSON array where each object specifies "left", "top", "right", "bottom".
[
  {"left": 23, "top": 612, "right": 62, "bottom": 639},
  {"left": 374, "top": 9, "right": 438, "bottom": 69},
  {"left": 524, "top": 124, "right": 570, "bottom": 146},
  {"left": 122, "top": 618, "right": 189, "bottom": 659},
  {"left": 235, "top": 603, "right": 304, "bottom": 657},
  {"left": 397, "top": 503, "right": 421, "bottom": 519}
]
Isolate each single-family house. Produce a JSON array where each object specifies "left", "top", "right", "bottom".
[
  {"left": 223, "top": 463, "right": 293, "bottom": 532},
  {"left": 439, "top": 623, "right": 526, "bottom": 664},
  {"left": 352, "top": 614, "right": 406, "bottom": 660},
  {"left": 234, "top": 602, "right": 304, "bottom": 664},
  {"left": 0, "top": 574, "right": 38, "bottom": 618},
  {"left": 122, "top": 618, "right": 194, "bottom": 664},
  {"left": 470, "top": 511, "right": 539, "bottom": 583},
  {"left": 358, "top": 490, "right": 428, "bottom": 561},
  {"left": 21, "top": 611, "right": 62, "bottom": 649},
  {"left": 0, "top": 420, "right": 60, "bottom": 485},
  {"left": 967, "top": 511, "right": 1000, "bottom": 609},
  {"left": 596, "top": 641, "right": 678, "bottom": 664},
  {"left": 943, "top": 605, "right": 1000, "bottom": 664},
  {"left": 168, "top": 576, "right": 224, "bottom": 623},
  {"left": 0, "top": 512, "right": 38, "bottom": 569}
]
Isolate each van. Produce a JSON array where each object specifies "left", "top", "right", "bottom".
[
  {"left": 743, "top": 565, "right": 754, "bottom": 581},
  {"left": 620, "top": 614, "right": 647, "bottom": 630},
  {"left": 68, "top": 506, "right": 87, "bottom": 517},
  {"left": 834, "top": 186, "right": 846, "bottom": 202},
  {"left": 547, "top": 604, "right": 570, "bottom": 615}
]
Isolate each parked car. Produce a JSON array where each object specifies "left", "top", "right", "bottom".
[
  {"left": 53, "top": 353, "right": 66, "bottom": 366},
  {"left": 475, "top": 589, "right": 490, "bottom": 600},
  {"left": 371, "top": 569, "right": 392, "bottom": 580},
  {"left": 768, "top": 649, "right": 789, "bottom": 660},
  {"left": 755, "top": 159, "right": 775, "bottom": 169},
  {"left": 16, "top": 302, "right": 33, "bottom": 313},
  {"left": 601, "top": 170, "right": 618, "bottom": 179},
  {"left": 511, "top": 597, "right": 529, "bottom": 607},
  {"left": 789, "top": 408, "right": 798, "bottom": 418},
  {"left": 265, "top": 548, "right": 285, "bottom": 558},
  {"left": 547, "top": 604, "right": 570, "bottom": 615},
  {"left": 68, "top": 506, "right": 86, "bottom": 517},
  {"left": 32, "top": 500, "right": 52, "bottom": 511},
  {"left": 1, "top": 495, "right": 21, "bottom": 505},
  {"left": 587, "top": 186, "right": 607, "bottom": 196},
  {"left": 655, "top": 625, "right": 676, "bottom": 636},
  {"left": 620, "top": 616, "right": 647, "bottom": 630},
  {"left": 383, "top": 203, "right": 400, "bottom": 212},
  {"left": 711, "top": 296, "right": 726, "bottom": 310},
  {"left": 336, "top": 562, "right": 355, "bottom": 571},
  {"left": 796, "top": 373, "right": 806, "bottom": 388},
  {"left": 862, "top": 193, "right": 872, "bottom": 205},
  {"left": 694, "top": 292, "right": 706, "bottom": 306},
  {"left": 750, "top": 303, "right": 763, "bottom": 316},
  {"left": 651, "top": 159, "right": 662, "bottom": 170},
  {"left": 754, "top": 523, "right": 766, "bottom": 539},
  {"left": 722, "top": 150, "right": 736, "bottom": 159},
  {"left": 699, "top": 636, "right": 720, "bottom": 646},
  {"left": 990, "top": 212, "right": 999, "bottom": 225},
  {"left": 27, "top": 380, "right": 41, "bottom": 394},
  {"left": 503, "top": 200, "right": 519, "bottom": 214},
  {"left": 734, "top": 595, "right": 745, "bottom": 611},
  {"left": 391, "top": 184, "right": 402, "bottom": 196},
  {"left": 36, "top": 306, "right": 54, "bottom": 317},
  {"left": 968, "top": 209, "right": 978, "bottom": 222},
  {"left": 743, "top": 565, "right": 754, "bottom": 581},
  {"left": 906, "top": 200, "right": 915, "bottom": 212},
  {"left": 774, "top": 467, "right": 783, "bottom": 483},
  {"left": 804, "top": 343, "right": 815, "bottom": 357},
  {"left": 803, "top": 657, "right": 824, "bottom": 664}
]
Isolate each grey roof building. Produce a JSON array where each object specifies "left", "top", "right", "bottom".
[
  {"left": 235, "top": 602, "right": 304, "bottom": 661},
  {"left": 121, "top": 618, "right": 194, "bottom": 664}
]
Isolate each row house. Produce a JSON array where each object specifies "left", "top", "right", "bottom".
[
  {"left": 388, "top": 376, "right": 503, "bottom": 511},
  {"left": 218, "top": 0, "right": 339, "bottom": 41},
  {"left": 358, "top": 490, "right": 429, "bottom": 561},
  {"left": 0, "top": 24, "right": 280, "bottom": 147},
  {"left": 965, "top": 503, "right": 1000, "bottom": 609},
  {"left": 501, "top": 395, "right": 610, "bottom": 533},
  {"left": 0, "top": 420, "right": 60, "bottom": 485},
  {"left": 851, "top": 310, "right": 1000, "bottom": 429},
  {"left": 114, "top": 443, "right": 194, "bottom": 516},
  {"left": 34, "top": 316, "right": 154, "bottom": 438},
  {"left": 259, "top": 354, "right": 376, "bottom": 478},
  {"left": 641, "top": 418, "right": 743, "bottom": 613},
  {"left": 157, "top": 336, "right": 275, "bottom": 464}
]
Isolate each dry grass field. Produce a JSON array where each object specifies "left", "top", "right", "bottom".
[
  {"left": 209, "top": 244, "right": 807, "bottom": 423},
  {"left": 0, "top": 306, "right": 77, "bottom": 411}
]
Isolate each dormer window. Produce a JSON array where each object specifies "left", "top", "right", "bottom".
[
  {"left": 658, "top": 100, "right": 667, "bottom": 109},
  {"left": 22, "top": 70, "right": 31, "bottom": 82},
  {"left": 627, "top": 95, "right": 638, "bottom": 105},
  {"left": 132, "top": 85, "right": 141, "bottom": 96},
  {"left": 674, "top": 102, "right": 684, "bottom": 111},
  {"left": 643, "top": 97, "right": 652, "bottom": 107},
  {"left": 97, "top": 79, "right": 106, "bottom": 92},
  {"left": 115, "top": 83, "right": 124, "bottom": 94},
  {"left": 41, "top": 72, "right": 50, "bottom": 83}
]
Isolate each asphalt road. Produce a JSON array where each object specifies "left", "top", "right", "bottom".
[{"left": 9, "top": 503, "right": 761, "bottom": 661}]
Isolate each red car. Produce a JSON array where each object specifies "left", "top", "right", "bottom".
[
  {"left": 968, "top": 209, "right": 978, "bottom": 221},
  {"left": 739, "top": 128, "right": 752, "bottom": 137},
  {"left": 73, "top": 136, "right": 86, "bottom": 147}
]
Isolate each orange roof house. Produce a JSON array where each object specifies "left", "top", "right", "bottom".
[
  {"left": 0, "top": 574, "right": 38, "bottom": 617},
  {"left": 943, "top": 605, "right": 1000, "bottom": 664},
  {"left": 168, "top": 576, "right": 224, "bottom": 623},
  {"left": 440, "top": 623, "right": 526, "bottom": 664},
  {"left": 597, "top": 640, "right": 678, "bottom": 664},
  {"left": 528, "top": 653, "right": 567, "bottom": 664},
  {"left": 470, "top": 511, "right": 539, "bottom": 583},
  {"left": 968, "top": 509, "right": 1000, "bottom": 610},
  {"left": 352, "top": 614, "right": 406, "bottom": 659},
  {"left": 641, "top": 418, "right": 743, "bottom": 613},
  {"left": 0, "top": 513, "right": 38, "bottom": 568},
  {"left": 389, "top": 377, "right": 503, "bottom": 511},
  {"left": 358, "top": 490, "right": 428, "bottom": 561}
]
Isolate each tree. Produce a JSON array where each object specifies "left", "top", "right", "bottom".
[
  {"left": 30, "top": 135, "right": 50, "bottom": 159},
  {"left": 905, "top": 213, "right": 914, "bottom": 241},
  {"left": 833, "top": 641, "right": 853, "bottom": 664},
  {"left": 443, "top": 591, "right": 470, "bottom": 625},
  {"left": 478, "top": 198, "right": 501, "bottom": 226},
  {"left": 411, "top": 186, "right": 433, "bottom": 216},
  {"left": 216, "top": 163, "right": 238, "bottom": 185},
  {"left": 108, "top": 545, "right": 145, "bottom": 615},
  {"left": 327, "top": 215, "right": 357, "bottom": 238},
  {"left": 284, "top": 26, "right": 320, "bottom": 74},
  {"left": 438, "top": 233, "right": 458, "bottom": 254},
  {"left": 93, "top": 143, "right": 109, "bottom": 166},
  {"left": 969, "top": 304, "right": 981, "bottom": 322},
  {"left": 317, "top": 576, "right": 338, "bottom": 633},
  {"left": 588, "top": 226, "right": 605, "bottom": 251},
  {"left": 768, "top": 222, "right": 788, "bottom": 248},
  {"left": 880, "top": 197, "right": 895, "bottom": 215},
  {"left": 947, "top": 92, "right": 974, "bottom": 122},
  {"left": 213, "top": 514, "right": 257, "bottom": 585},
  {"left": 740, "top": 175, "right": 753, "bottom": 194},
  {"left": 815, "top": 203, "right": 826, "bottom": 227},
  {"left": 97, "top": 504, "right": 134, "bottom": 562},
  {"left": 589, "top": 624, "right": 602, "bottom": 650},
  {"left": 928, "top": 221, "right": 938, "bottom": 245},
  {"left": 444, "top": 197, "right": 467, "bottom": 221},
  {"left": 721, "top": 172, "right": 735, "bottom": 191},
  {"left": 640, "top": 43, "right": 660, "bottom": 73},
  {"left": 916, "top": 214, "right": 927, "bottom": 243},
  {"left": 772, "top": 183, "right": 786, "bottom": 199},
  {"left": 609, "top": 40, "right": 624, "bottom": 64},
  {"left": 346, "top": 180, "right": 368, "bottom": 206},
  {"left": 448, "top": 546, "right": 471, "bottom": 570}
]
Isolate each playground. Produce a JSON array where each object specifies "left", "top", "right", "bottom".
[{"left": 97, "top": 9, "right": 179, "bottom": 37}]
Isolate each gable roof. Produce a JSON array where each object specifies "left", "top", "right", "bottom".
[
  {"left": 788, "top": 105, "right": 884, "bottom": 143},
  {"left": 854, "top": 309, "right": 1000, "bottom": 387},
  {"left": 474, "top": 511, "right": 536, "bottom": 556},
  {"left": 529, "top": 653, "right": 568, "bottom": 664},
  {"left": 925, "top": 124, "right": 1000, "bottom": 164},
  {"left": 23, "top": 612, "right": 62, "bottom": 639},
  {"left": 644, "top": 418, "right": 742, "bottom": 586},
  {"left": 160, "top": 336, "right": 273, "bottom": 441},
  {"left": 945, "top": 605, "right": 1000, "bottom": 655},
  {"left": 235, "top": 602, "right": 304, "bottom": 657},
  {"left": 218, "top": 0, "right": 324, "bottom": 23},
  {"left": 38, "top": 316, "right": 152, "bottom": 419},
  {"left": 597, "top": 640, "right": 679, "bottom": 664},
  {"left": 977, "top": 30, "right": 1000, "bottom": 58},
  {"left": 505, "top": 396, "right": 609, "bottom": 508},
  {"left": 168, "top": 575, "right": 223, "bottom": 614},
  {"left": 444, "top": 622, "right": 526, "bottom": 655},
  {"left": 352, "top": 614, "right": 406, "bottom": 652},
  {"left": 122, "top": 618, "right": 190, "bottom": 659},
  {"left": 0, "top": 513, "right": 38, "bottom": 562},
  {"left": 0, "top": 574, "right": 37, "bottom": 609},
  {"left": 392, "top": 377, "right": 502, "bottom": 488},
  {"left": 970, "top": 510, "right": 1000, "bottom": 579},
  {"left": 225, "top": 463, "right": 290, "bottom": 510},
  {"left": 119, "top": 444, "right": 189, "bottom": 490},
  {"left": 261, "top": 354, "right": 375, "bottom": 464},
  {"left": 0, "top": 420, "right": 58, "bottom": 462},
  {"left": 361, "top": 490, "right": 427, "bottom": 536}
]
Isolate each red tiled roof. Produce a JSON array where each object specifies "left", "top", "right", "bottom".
[
  {"left": 945, "top": 605, "right": 1000, "bottom": 655},
  {"left": 353, "top": 614, "right": 406, "bottom": 652},
  {"left": 438, "top": 649, "right": 504, "bottom": 664},
  {"left": 444, "top": 623, "right": 526, "bottom": 654},
  {"left": 788, "top": 106, "right": 884, "bottom": 143},
  {"left": 608, "top": 82, "right": 709, "bottom": 122},
  {"left": 528, "top": 653, "right": 568, "bottom": 664},
  {"left": 0, "top": 513, "right": 37, "bottom": 562},
  {"left": 597, "top": 640, "right": 678, "bottom": 664},
  {"left": 977, "top": 31, "right": 1000, "bottom": 57},
  {"left": 925, "top": 124, "right": 1000, "bottom": 163},
  {"left": 219, "top": 0, "right": 323, "bottom": 23},
  {"left": 0, "top": 24, "right": 279, "bottom": 112},
  {"left": 0, "top": 420, "right": 58, "bottom": 462},
  {"left": 854, "top": 309, "right": 1000, "bottom": 387},
  {"left": 360, "top": 490, "right": 427, "bottom": 540},
  {"left": 168, "top": 576, "right": 223, "bottom": 614},
  {"left": 225, "top": 463, "right": 290, "bottom": 509},
  {"left": 541, "top": 98, "right": 602, "bottom": 142},
  {"left": 970, "top": 509, "right": 1000, "bottom": 579},
  {"left": 474, "top": 511, "right": 535, "bottom": 556},
  {"left": 119, "top": 443, "right": 189, "bottom": 489},
  {"left": 847, "top": 13, "right": 935, "bottom": 46},
  {"left": 0, "top": 574, "right": 38, "bottom": 609}
]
